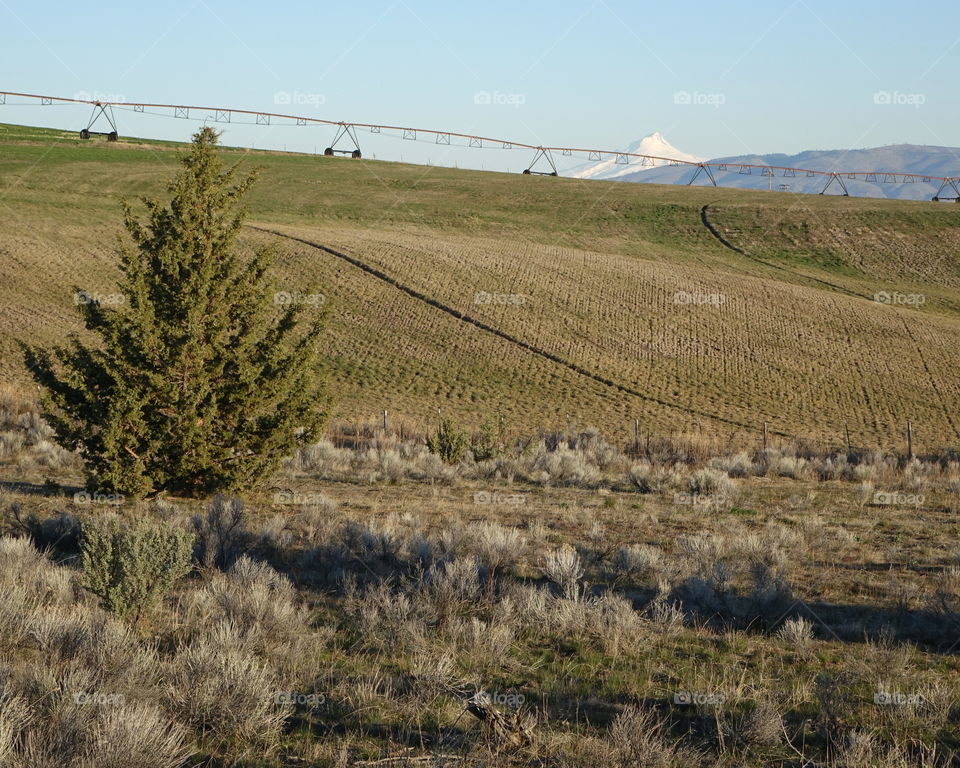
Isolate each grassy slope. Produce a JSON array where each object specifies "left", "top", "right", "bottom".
[{"left": 1, "top": 122, "right": 959, "bottom": 449}]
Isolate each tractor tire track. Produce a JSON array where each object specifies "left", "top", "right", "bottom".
[
  {"left": 250, "top": 224, "right": 789, "bottom": 437},
  {"left": 701, "top": 206, "right": 959, "bottom": 442},
  {"left": 700, "top": 205, "right": 865, "bottom": 300}
]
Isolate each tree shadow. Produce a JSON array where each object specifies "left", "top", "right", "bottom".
[{"left": 0, "top": 479, "right": 83, "bottom": 498}]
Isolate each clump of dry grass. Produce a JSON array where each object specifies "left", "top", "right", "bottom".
[
  {"left": 0, "top": 686, "right": 30, "bottom": 765},
  {"left": 684, "top": 468, "right": 736, "bottom": 498},
  {"left": 3, "top": 683, "right": 192, "bottom": 768},
  {"left": 293, "top": 438, "right": 353, "bottom": 477},
  {"left": 540, "top": 544, "right": 584, "bottom": 600},
  {"left": 80, "top": 700, "right": 193, "bottom": 768},
  {"left": 278, "top": 422, "right": 960, "bottom": 506},
  {"left": 0, "top": 431, "right": 25, "bottom": 459},
  {"left": 707, "top": 452, "right": 757, "bottom": 478},
  {"left": 0, "top": 389, "right": 77, "bottom": 472},
  {"left": 777, "top": 616, "right": 814, "bottom": 648},
  {"left": 612, "top": 543, "right": 664, "bottom": 585},
  {"left": 0, "top": 536, "right": 193, "bottom": 767},
  {"left": 460, "top": 520, "right": 527, "bottom": 586},
  {"left": 184, "top": 555, "right": 307, "bottom": 645},
  {"left": 165, "top": 622, "right": 292, "bottom": 751},
  {"left": 779, "top": 456, "right": 811, "bottom": 480},
  {"left": 192, "top": 495, "right": 250, "bottom": 570},
  {"left": 1, "top": 468, "right": 958, "bottom": 768},
  {"left": 610, "top": 705, "right": 700, "bottom": 767},
  {"left": 739, "top": 698, "right": 784, "bottom": 749},
  {"left": 627, "top": 461, "right": 685, "bottom": 493}
]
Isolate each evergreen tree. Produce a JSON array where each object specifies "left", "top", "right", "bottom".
[{"left": 25, "top": 128, "right": 328, "bottom": 498}]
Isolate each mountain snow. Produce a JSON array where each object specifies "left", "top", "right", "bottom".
[{"left": 570, "top": 132, "right": 705, "bottom": 180}]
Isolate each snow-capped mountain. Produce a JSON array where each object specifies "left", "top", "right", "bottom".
[
  {"left": 570, "top": 132, "right": 705, "bottom": 181},
  {"left": 609, "top": 144, "right": 960, "bottom": 201}
]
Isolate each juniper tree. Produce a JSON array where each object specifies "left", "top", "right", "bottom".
[{"left": 25, "top": 128, "right": 328, "bottom": 497}]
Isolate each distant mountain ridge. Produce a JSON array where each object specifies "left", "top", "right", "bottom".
[{"left": 575, "top": 137, "right": 960, "bottom": 200}]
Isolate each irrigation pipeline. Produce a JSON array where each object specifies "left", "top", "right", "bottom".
[{"left": 3, "top": 89, "right": 960, "bottom": 198}]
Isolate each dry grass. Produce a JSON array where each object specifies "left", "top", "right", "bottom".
[{"left": 1, "top": 460, "right": 960, "bottom": 767}]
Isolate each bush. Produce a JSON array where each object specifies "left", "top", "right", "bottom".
[
  {"left": 82, "top": 700, "right": 193, "bottom": 768},
  {"left": 540, "top": 545, "right": 584, "bottom": 600},
  {"left": 166, "top": 624, "right": 292, "bottom": 750},
  {"left": 463, "top": 521, "right": 525, "bottom": 586},
  {"left": 627, "top": 462, "right": 657, "bottom": 493},
  {"left": 684, "top": 468, "right": 734, "bottom": 497},
  {"left": 777, "top": 616, "right": 814, "bottom": 647},
  {"left": 196, "top": 556, "right": 305, "bottom": 642},
  {"left": 192, "top": 495, "right": 249, "bottom": 570},
  {"left": 471, "top": 418, "right": 504, "bottom": 462},
  {"left": 7, "top": 506, "right": 81, "bottom": 557},
  {"left": 0, "top": 676, "right": 191, "bottom": 768},
  {"left": 610, "top": 705, "right": 692, "bottom": 767},
  {"left": 612, "top": 544, "right": 664, "bottom": 584},
  {"left": 81, "top": 519, "right": 193, "bottom": 621},
  {"left": 707, "top": 452, "right": 756, "bottom": 478},
  {"left": 427, "top": 416, "right": 469, "bottom": 464}
]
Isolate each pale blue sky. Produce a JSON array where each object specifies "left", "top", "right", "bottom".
[{"left": 1, "top": 0, "right": 958, "bottom": 171}]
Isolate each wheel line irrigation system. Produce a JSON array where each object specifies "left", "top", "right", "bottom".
[{"left": 2, "top": 90, "right": 959, "bottom": 200}]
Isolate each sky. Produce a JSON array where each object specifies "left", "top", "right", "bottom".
[{"left": 1, "top": 0, "right": 958, "bottom": 173}]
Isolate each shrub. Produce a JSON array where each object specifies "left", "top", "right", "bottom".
[
  {"left": 463, "top": 521, "right": 525, "bottom": 587},
  {"left": 166, "top": 624, "right": 292, "bottom": 749},
  {"left": 0, "top": 431, "right": 24, "bottom": 458},
  {"left": 777, "top": 616, "right": 814, "bottom": 647},
  {"left": 627, "top": 462, "right": 655, "bottom": 492},
  {"left": 609, "top": 705, "right": 690, "bottom": 767},
  {"left": 471, "top": 418, "right": 504, "bottom": 461},
  {"left": 427, "top": 416, "right": 469, "bottom": 464},
  {"left": 81, "top": 519, "right": 193, "bottom": 621},
  {"left": 775, "top": 456, "right": 810, "bottom": 480},
  {"left": 0, "top": 537, "right": 74, "bottom": 648},
  {"left": 2, "top": 674, "right": 191, "bottom": 768},
  {"left": 540, "top": 545, "right": 584, "bottom": 600},
  {"left": 82, "top": 700, "right": 193, "bottom": 768},
  {"left": 739, "top": 699, "right": 784, "bottom": 748},
  {"left": 202, "top": 556, "right": 305, "bottom": 640},
  {"left": 532, "top": 443, "right": 603, "bottom": 487},
  {"left": 418, "top": 556, "right": 482, "bottom": 625},
  {"left": 707, "top": 452, "right": 756, "bottom": 478},
  {"left": 612, "top": 544, "right": 664, "bottom": 584},
  {"left": 684, "top": 468, "right": 734, "bottom": 497},
  {"left": 192, "top": 495, "right": 249, "bottom": 570}
]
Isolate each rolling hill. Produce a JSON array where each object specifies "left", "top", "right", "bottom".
[{"left": 1, "top": 121, "right": 959, "bottom": 451}]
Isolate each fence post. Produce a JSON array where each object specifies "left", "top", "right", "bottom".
[
  {"left": 382, "top": 410, "right": 389, "bottom": 435},
  {"left": 906, "top": 421, "right": 914, "bottom": 461},
  {"left": 762, "top": 422, "right": 768, "bottom": 452}
]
